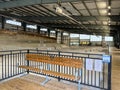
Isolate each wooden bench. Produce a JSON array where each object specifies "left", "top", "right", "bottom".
[{"left": 19, "top": 54, "right": 83, "bottom": 88}]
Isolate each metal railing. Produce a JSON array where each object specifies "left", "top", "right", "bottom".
[{"left": 0, "top": 49, "right": 111, "bottom": 90}]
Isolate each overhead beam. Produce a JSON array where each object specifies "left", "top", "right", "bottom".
[
  {"left": 61, "top": 28, "right": 111, "bottom": 35},
  {"left": 39, "top": 23, "right": 119, "bottom": 30},
  {"left": 23, "top": 15, "right": 120, "bottom": 21},
  {"left": 0, "top": 11, "right": 117, "bottom": 35},
  {"left": 0, "top": 0, "right": 80, "bottom": 9},
  {"left": 0, "top": 11, "right": 119, "bottom": 30}
]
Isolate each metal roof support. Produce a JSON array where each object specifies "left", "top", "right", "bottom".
[
  {"left": 47, "top": 29, "right": 50, "bottom": 37},
  {"left": 0, "top": 0, "right": 80, "bottom": 9},
  {"left": 1, "top": 16, "right": 5, "bottom": 29},
  {"left": 22, "top": 22, "right": 27, "bottom": 31},
  {"left": 61, "top": 31, "right": 64, "bottom": 44},
  {"left": 37, "top": 26, "right": 41, "bottom": 34},
  {"left": 55, "top": 31, "right": 58, "bottom": 38},
  {"left": 22, "top": 15, "right": 120, "bottom": 22}
]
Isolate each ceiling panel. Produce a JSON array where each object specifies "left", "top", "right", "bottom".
[
  {"left": 96, "top": 21, "right": 102, "bottom": 25},
  {"left": 97, "top": 2, "right": 107, "bottom": 9},
  {"left": 102, "top": 21, "right": 108, "bottom": 25},
  {"left": 99, "top": 9, "right": 107, "bottom": 15},
  {"left": 111, "top": 1, "right": 120, "bottom": 8},
  {"left": 90, "top": 10, "right": 99, "bottom": 15},
  {"left": 82, "top": 21, "right": 89, "bottom": 24},
  {"left": 73, "top": 2, "right": 86, "bottom": 10},
  {"left": 62, "top": 3, "right": 80, "bottom": 15},
  {"left": 111, "top": 21, "right": 117, "bottom": 25},
  {"left": 86, "top": 2, "right": 96, "bottom": 9},
  {"left": 89, "top": 21, "right": 96, "bottom": 24},
  {"left": 79, "top": 10, "right": 90, "bottom": 16},
  {"left": 111, "top": 9, "right": 120, "bottom": 15}
]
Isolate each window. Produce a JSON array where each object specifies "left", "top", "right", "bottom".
[
  {"left": 50, "top": 31, "right": 55, "bottom": 33},
  {"left": 26, "top": 25, "right": 37, "bottom": 29},
  {"left": 6, "top": 20, "right": 21, "bottom": 26},
  {"left": 90, "top": 35, "right": 102, "bottom": 41},
  {"left": 80, "top": 34, "right": 90, "bottom": 39},
  {"left": 40, "top": 28, "right": 47, "bottom": 31},
  {"left": 63, "top": 32, "right": 69, "bottom": 36},
  {"left": 105, "top": 36, "right": 113, "bottom": 41},
  {"left": 70, "top": 34, "right": 79, "bottom": 38}
]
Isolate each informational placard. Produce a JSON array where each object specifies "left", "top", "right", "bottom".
[
  {"left": 103, "top": 55, "right": 110, "bottom": 63},
  {"left": 94, "top": 60, "right": 103, "bottom": 72},
  {"left": 86, "top": 58, "right": 93, "bottom": 70}
]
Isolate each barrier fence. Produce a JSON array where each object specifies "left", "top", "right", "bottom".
[{"left": 0, "top": 49, "right": 111, "bottom": 90}]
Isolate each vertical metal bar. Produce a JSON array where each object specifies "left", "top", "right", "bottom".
[
  {"left": 81, "top": 68, "right": 83, "bottom": 83},
  {"left": 103, "top": 62, "right": 105, "bottom": 88},
  {"left": 95, "top": 71, "right": 96, "bottom": 86},
  {"left": 27, "top": 50, "right": 29, "bottom": 74},
  {"left": 10, "top": 51, "right": 12, "bottom": 76},
  {"left": 84, "top": 58, "right": 86, "bottom": 84},
  {"left": 91, "top": 70, "right": 92, "bottom": 85},
  {"left": 13, "top": 54, "right": 15, "bottom": 75},
  {"left": 8, "top": 54, "right": 9, "bottom": 77},
  {"left": 108, "top": 56, "right": 112, "bottom": 90},
  {"left": 20, "top": 51, "right": 22, "bottom": 73},
  {"left": 58, "top": 51, "right": 60, "bottom": 81},
  {"left": 88, "top": 70, "right": 89, "bottom": 84},
  {"left": 99, "top": 72, "right": 100, "bottom": 87},
  {"left": 23, "top": 53, "right": 25, "bottom": 70},
  {"left": 15, "top": 54, "right": 17, "bottom": 75},
  {"left": 17, "top": 53, "right": 19, "bottom": 74},
  {"left": 5, "top": 55, "right": 6, "bottom": 78},
  {"left": 2, "top": 55, "right": 4, "bottom": 79}
]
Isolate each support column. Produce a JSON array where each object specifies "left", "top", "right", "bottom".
[
  {"left": 69, "top": 33, "right": 71, "bottom": 46},
  {"left": 61, "top": 31, "right": 63, "bottom": 44},
  {"left": 114, "top": 34, "right": 117, "bottom": 47},
  {"left": 37, "top": 26, "right": 40, "bottom": 34},
  {"left": 48, "top": 29, "right": 50, "bottom": 37},
  {"left": 22, "top": 22, "right": 26, "bottom": 31},
  {"left": 102, "top": 36, "right": 105, "bottom": 47},
  {"left": 118, "top": 31, "right": 120, "bottom": 49},
  {"left": 79, "top": 34, "right": 80, "bottom": 46},
  {"left": 1, "top": 16, "right": 5, "bottom": 29},
  {"left": 55, "top": 31, "right": 58, "bottom": 38}
]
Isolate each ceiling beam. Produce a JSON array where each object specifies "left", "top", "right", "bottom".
[
  {"left": 61, "top": 28, "right": 111, "bottom": 35},
  {"left": 38, "top": 23, "right": 119, "bottom": 30},
  {"left": 22, "top": 15, "right": 120, "bottom": 21},
  {"left": 0, "top": 0, "right": 80, "bottom": 9}
]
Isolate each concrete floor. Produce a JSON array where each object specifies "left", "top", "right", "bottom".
[
  {"left": 111, "top": 48, "right": 120, "bottom": 90},
  {"left": 0, "top": 74, "right": 101, "bottom": 90}
]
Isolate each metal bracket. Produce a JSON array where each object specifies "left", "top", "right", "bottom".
[{"left": 41, "top": 64, "right": 51, "bottom": 86}]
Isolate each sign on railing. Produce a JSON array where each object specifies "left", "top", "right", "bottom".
[{"left": 103, "top": 55, "right": 111, "bottom": 63}]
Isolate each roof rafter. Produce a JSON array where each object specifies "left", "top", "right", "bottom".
[
  {"left": 0, "top": 0, "right": 81, "bottom": 9},
  {"left": 22, "top": 15, "right": 120, "bottom": 21}
]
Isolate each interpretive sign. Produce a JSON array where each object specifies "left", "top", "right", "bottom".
[
  {"left": 86, "top": 58, "right": 93, "bottom": 70},
  {"left": 103, "top": 55, "right": 110, "bottom": 63},
  {"left": 94, "top": 60, "right": 103, "bottom": 72}
]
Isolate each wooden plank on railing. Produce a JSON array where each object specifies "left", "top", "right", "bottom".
[
  {"left": 25, "top": 54, "right": 83, "bottom": 68},
  {"left": 19, "top": 65, "right": 76, "bottom": 80}
]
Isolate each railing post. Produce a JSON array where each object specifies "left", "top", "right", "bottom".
[
  {"left": 108, "top": 55, "right": 112, "bottom": 90},
  {"left": 27, "top": 50, "right": 29, "bottom": 74},
  {"left": 1, "top": 55, "right": 4, "bottom": 80},
  {"left": 58, "top": 51, "right": 61, "bottom": 81},
  {"left": 10, "top": 51, "right": 13, "bottom": 76}
]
